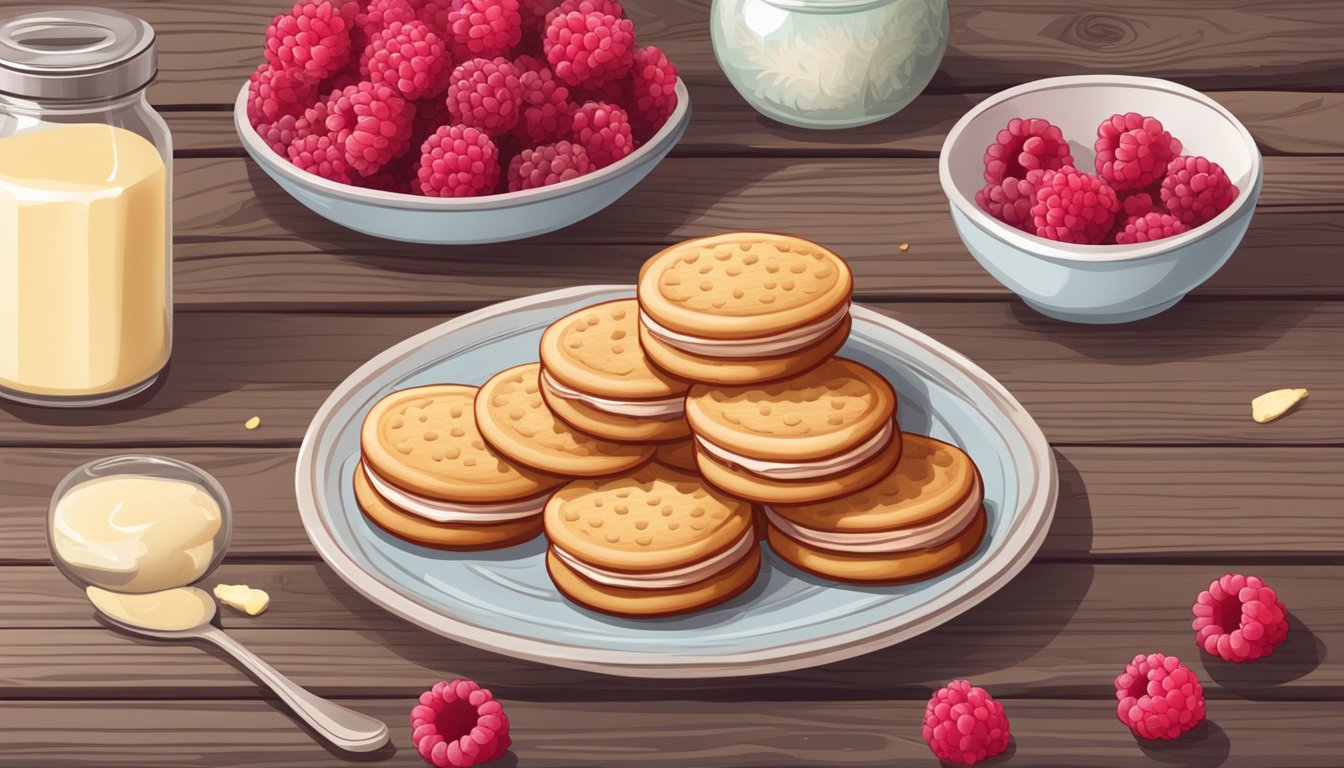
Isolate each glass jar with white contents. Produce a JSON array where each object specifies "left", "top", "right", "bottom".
[{"left": 711, "top": 0, "right": 949, "bottom": 130}]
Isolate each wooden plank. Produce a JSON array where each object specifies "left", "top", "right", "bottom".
[
  {"left": 0, "top": 698, "right": 1340, "bottom": 767},
  {"left": 2, "top": 563, "right": 1338, "bottom": 699},
  {"left": 0, "top": 303, "right": 1337, "bottom": 447},
  {"left": 5, "top": 446, "right": 1343, "bottom": 563}
]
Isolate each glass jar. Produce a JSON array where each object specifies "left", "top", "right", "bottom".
[
  {"left": 711, "top": 0, "right": 949, "bottom": 130},
  {"left": 0, "top": 8, "right": 172, "bottom": 407}
]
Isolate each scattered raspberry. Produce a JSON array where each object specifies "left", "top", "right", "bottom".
[
  {"left": 1115, "top": 653, "right": 1206, "bottom": 740},
  {"left": 1161, "top": 155, "right": 1239, "bottom": 227},
  {"left": 417, "top": 124, "right": 501, "bottom": 196},
  {"left": 975, "top": 171, "right": 1043, "bottom": 233},
  {"left": 514, "top": 66, "right": 573, "bottom": 144},
  {"left": 448, "top": 0, "right": 524, "bottom": 60},
  {"left": 627, "top": 45, "right": 677, "bottom": 141},
  {"left": 1192, "top": 573, "right": 1290, "bottom": 663},
  {"left": 324, "top": 81, "right": 416, "bottom": 175},
  {"left": 544, "top": 11, "right": 635, "bottom": 89},
  {"left": 357, "top": 0, "right": 417, "bottom": 34},
  {"left": 264, "top": 0, "right": 360, "bottom": 85},
  {"left": 287, "top": 132, "right": 352, "bottom": 183},
  {"left": 508, "top": 140, "right": 592, "bottom": 190},
  {"left": 1120, "top": 190, "right": 1157, "bottom": 219},
  {"left": 447, "top": 57, "right": 524, "bottom": 135},
  {"left": 1115, "top": 212, "right": 1189, "bottom": 244},
  {"left": 257, "top": 114, "right": 300, "bottom": 155},
  {"left": 1095, "top": 113, "right": 1183, "bottom": 192},
  {"left": 983, "top": 117, "right": 1074, "bottom": 185},
  {"left": 545, "top": 0, "right": 623, "bottom": 25},
  {"left": 1031, "top": 166, "right": 1120, "bottom": 244},
  {"left": 922, "top": 680, "right": 1011, "bottom": 766},
  {"left": 410, "top": 679, "right": 511, "bottom": 767},
  {"left": 570, "top": 101, "right": 633, "bottom": 168},
  {"left": 247, "top": 64, "right": 317, "bottom": 125},
  {"left": 365, "top": 20, "right": 448, "bottom": 100}
]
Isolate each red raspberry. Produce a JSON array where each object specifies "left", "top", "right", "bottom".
[
  {"left": 1031, "top": 166, "right": 1120, "bottom": 244},
  {"left": 264, "top": 0, "right": 360, "bottom": 85},
  {"left": 922, "top": 680, "right": 1010, "bottom": 766},
  {"left": 544, "top": 11, "right": 635, "bottom": 89},
  {"left": 507, "top": 140, "right": 592, "bottom": 190},
  {"left": 1115, "top": 653, "right": 1206, "bottom": 741},
  {"left": 410, "top": 679, "right": 511, "bottom": 767},
  {"left": 1095, "top": 113, "right": 1183, "bottom": 192},
  {"left": 570, "top": 101, "right": 633, "bottom": 168},
  {"left": 1120, "top": 189, "right": 1156, "bottom": 219},
  {"left": 447, "top": 0, "right": 523, "bottom": 60},
  {"left": 324, "top": 81, "right": 416, "bottom": 175},
  {"left": 1161, "top": 155, "right": 1239, "bottom": 227},
  {"left": 357, "top": 0, "right": 417, "bottom": 34},
  {"left": 1115, "top": 212, "right": 1189, "bottom": 245},
  {"left": 545, "top": 0, "right": 623, "bottom": 25},
  {"left": 975, "top": 170, "right": 1043, "bottom": 233},
  {"left": 287, "top": 132, "right": 352, "bottom": 183},
  {"left": 520, "top": 0, "right": 561, "bottom": 39},
  {"left": 628, "top": 45, "right": 678, "bottom": 141},
  {"left": 983, "top": 117, "right": 1074, "bottom": 185},
  {"left": 247, "top": 64, "right": 318, "bottom": 125},
  {"left": 514, "top": 66, "right": 573, "bottom": 145},
  {"left": 1192, "top": 573, "right": 1289, "bottom": 663},
  {"left": 447, "top": 57, "right": 524, "bottom": 136},
  {"left": 513, "top": 54, "right": 547, "bottom": 76},
  {"left": 365, "top": 20, "right": 448, "bottom": 101},
  {"left": 353, "top": 148, "right": 418, "bottom": 193},
  {"left": 257, "top": 114, "right": 300, "bottom": 155},
  {"left": 417, "top": 124, "right": 501, "bottom": 196}
]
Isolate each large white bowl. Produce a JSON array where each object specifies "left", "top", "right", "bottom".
[
  {"left": 235, "top": 79, "right": 690, "bottom": 245},
  {"left": 939, "top": 76, "right": 1262, "bottom": 324}
]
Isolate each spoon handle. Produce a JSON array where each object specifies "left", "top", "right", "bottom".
[{"left": 199, "top": 625, "right": 390, "bottom": 752}]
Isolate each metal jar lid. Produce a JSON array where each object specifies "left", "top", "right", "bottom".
[{"left": 0, "top": 7, "right": 156, "bottom": 100}]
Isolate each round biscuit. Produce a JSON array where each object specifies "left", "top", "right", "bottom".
[
  {"left": 360, "top": 384, "right": 562, "bottom": 502},
  {"left": 476, "top": 364, "right": 655, "bottom": 477},
  {"left": 637, "top": 233, "right": 853, "bottom": 338},
  {"left": 694, "top": 428, "right": 902, "bottom": 505},
  {"left": 540, "top": 299, "right": 690, "bottom": 400},
  {"left": 686, "top": 356, "right": 896, "bottom": 460},
  {"left": 767, "top": 508, "right": 986, "bottom": 585},
  {"left": 354, "top": 464, "right": 543, "bottom": 550},
  {"left": 543, "top": 464, "right": 753, "bottom": 573},
  {"left": 540, "top": 380, "right": 690, "bottom": 443},
  {"left": 546, "top": 545, "right": 761, "bottom": 618},
  {"left": 638, "top": 312, "right": 850, "bottom": 386}
]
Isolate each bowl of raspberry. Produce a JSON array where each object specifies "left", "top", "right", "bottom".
[
  {"left": 236, "top": 0, "right": 689, "bottom": 245},
  {"left": 938, "top": 75, "right": 1262, "bottom": 324}
]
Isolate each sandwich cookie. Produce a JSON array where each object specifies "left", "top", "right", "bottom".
[
  {"left": 543, "top": 464, "right": 760, "bottom": 617},
  {"left": 653, "top": 439, "right": 698, "bottom": 473},
  {"left": 686, "top": 357, "right": 902, "bottom": 504},
  {"left": 476, "top": 363, "right": 655, "bottom": 477},
  {"left": 637, "top": 233, "right": 853, "bottom": 384},
  {"left": 765, "top": 434, "right": 987, "bottom": 585},
  {"left": 357, "top": 385, "right": 564, "bottom": 549},
  {"left": 539, "top": 299, "right": 691, "bottom": 442}
]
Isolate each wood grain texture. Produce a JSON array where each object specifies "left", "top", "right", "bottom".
[
  {"left": 5, "top": 446, "right": 1343, "bottom": 563},
  {"left": 3, "top": 563, "right": 1337, "bottom": 699},
  {"left": 1, "top": 698, "right": 1341, "bottom": 767},
  {"left": 0, "top": 303, "right": 1337, "bottom": 447}
]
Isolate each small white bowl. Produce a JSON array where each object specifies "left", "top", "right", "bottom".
[
  {"left": 235, "top": 79, "right": 690, "bottom": 245},
  {"left": 939, "top": 75, "right": 1262, "bottom": 324}
]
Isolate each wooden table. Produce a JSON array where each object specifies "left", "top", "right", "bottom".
[{"left": 3, "top": 1, "right": 1341, "bottom": 765}]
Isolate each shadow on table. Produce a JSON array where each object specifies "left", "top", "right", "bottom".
[
  {"left": 259, "top": 698, "right": 400, "bottom": 764},
  {"left": 1037, "top": 450, "right": 1095, "bottom": 558},
  {"left": 1138, "top": 720, "right": 1230, "bottom": 767},
  {"left": 1201, "top": 613, "right": 1325, "bottom": 695}
]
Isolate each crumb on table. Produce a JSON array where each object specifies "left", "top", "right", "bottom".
[{"left": 244, "top": 416, "right": 261, "bottom": 431}]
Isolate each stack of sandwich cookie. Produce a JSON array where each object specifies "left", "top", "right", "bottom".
[
  {"left": 543, "top": 463, "right": 759, "bottom": 617},
  {"left": 685, "top": 357, "right": 902, "bottom": 504},
  {"left": 356, "top": 385, "right": 565, "bottom": 549},
  {"left": 637, "top": 233, "right": 853, "bottom": 385},
  {"left": 764, "top": 435, "right": 987, "bottom": 584},
  {"left": 539, "top": 300, "right": 691, "bottom": 443}
]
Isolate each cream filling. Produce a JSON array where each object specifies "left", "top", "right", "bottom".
[
  {"left": 541, "top": 369, "right": 685, "bottom": 420},
  {"left": 363, "top": 462, "right": 549, "bottom": 524},
  {"left": 552, "top": 528, "right": 756, "bottom": 589},
  {"left": 639, "top": 302, "right": 850, "bottom": 358},
  {"left": 696, "top": 420, "right": 895, "bottom": 481},
  {"left": 764, "top": 475, "right": 983, "bottom": 555}
]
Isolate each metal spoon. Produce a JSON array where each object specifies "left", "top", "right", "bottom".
[{"left": 96, "top": 590, "right": 390, "bottom": 753}]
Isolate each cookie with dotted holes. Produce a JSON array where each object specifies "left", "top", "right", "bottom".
[{"left": 354, "top": 463, "right": 544, "bottom": 550}]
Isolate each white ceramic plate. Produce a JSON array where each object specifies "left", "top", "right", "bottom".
[{"left": 296, "top": 286, "right": 1057, "bottom": 677}]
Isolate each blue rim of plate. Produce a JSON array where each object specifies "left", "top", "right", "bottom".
[{"left": 295, "top": 286, "right": 1058, "bottom": 678}]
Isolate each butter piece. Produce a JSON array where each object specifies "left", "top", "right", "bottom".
[
  {"left": 1251, "top": 388, "right": 1308, "bottom": 424},
  {"left": 213, "top": 583, "right": 270, "bottom": 616},
  {"left": 244, "top": 416, "right": 261, "bottom": 430}
]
